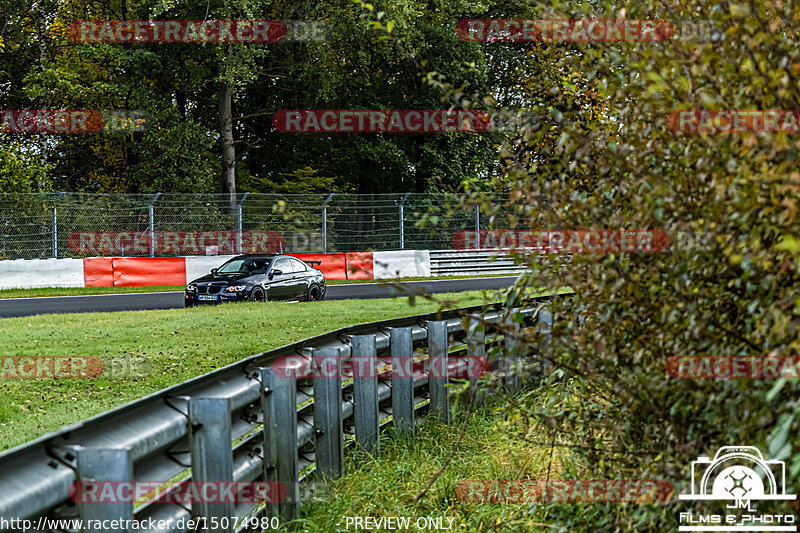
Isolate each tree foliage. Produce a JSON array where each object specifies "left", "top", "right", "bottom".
[
  {"left": 423, "top": 1, "right": 800, "bottom": 530},
  {"left": 0, "top": 0, "right": 523, "bottom": 194}
]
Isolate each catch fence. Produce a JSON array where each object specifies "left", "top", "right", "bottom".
[{"left": 0, "top": 192, "right": 506, "bottom": 259}]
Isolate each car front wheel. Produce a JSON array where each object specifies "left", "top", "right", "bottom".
[{"left": 251, "top": 287, "right": 266, "bottom": 302}]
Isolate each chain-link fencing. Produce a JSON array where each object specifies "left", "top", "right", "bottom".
[{"left": 0, "top": 192, "right": 511, "bottom": 259}]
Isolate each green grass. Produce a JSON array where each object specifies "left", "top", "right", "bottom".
[
  {"left": 288, "top": 395, "right": 572, "bottom": 533},
  {"left": 0, "top": 291, "right": 488, "bottom": 450},
  {"left": 0, "top": 274, "right": 518, "bottom": 299}
]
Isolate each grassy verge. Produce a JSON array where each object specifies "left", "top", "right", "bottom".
[
  {"left": 289, "top": 394, "right": 572, "bottom": 533},
  {"left": 0, "top": 291, "right": 487, "bottom": 450},
  {"left": 0, "top": 274, "right": 518, "bottom": 299}
]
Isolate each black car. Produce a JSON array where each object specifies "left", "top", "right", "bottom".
[{"left": 184, "top": 254, "right": 326, "bottom": 307}]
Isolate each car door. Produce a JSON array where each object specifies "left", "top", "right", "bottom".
[
  {"left": 267, "top": 257, "right": 293, "bottom": 299},
  {"left": 250, "top": 258, "right": 271, "bottom": 289},
  {"left": 288, "top": 258, "right": 310, "bottom": 299}
]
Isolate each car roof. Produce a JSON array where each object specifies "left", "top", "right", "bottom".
[
  {"left": 227, "top": 254, "right": 279, "bottom": 261},
  {"left": 226, "top": 254, "right": 311, "bottom": 263}
]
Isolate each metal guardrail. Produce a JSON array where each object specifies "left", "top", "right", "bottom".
[
  {"left": 0, "top": 301, "right": 553, "bottom": 532},
  {"left": 429, "top": 250, "right": 525, "bottom": 276}
]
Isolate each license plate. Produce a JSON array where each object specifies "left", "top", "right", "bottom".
[{"left": 198, "top": 295, "right": 218, "bottom": 301}]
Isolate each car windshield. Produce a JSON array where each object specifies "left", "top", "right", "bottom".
[
  {"left": 217, "top": 259, "right": 248, "bottom": 273},
  {"left": 217, "top": 258, "right": 271, "bottom": 274}
]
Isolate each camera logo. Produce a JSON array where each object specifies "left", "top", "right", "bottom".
[
  {"left": 678, "top": 446, "right": 796, "bottom": 532},
  {"left": 680, "top": 446, "right": 795, "bottom": 508}
]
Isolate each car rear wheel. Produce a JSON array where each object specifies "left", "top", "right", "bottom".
[
  {"left": 251, "top": 287, "right": 266, "bottom": 302},
  {"left": 307, "top": 284, "right": 323, "bottom": 302}
]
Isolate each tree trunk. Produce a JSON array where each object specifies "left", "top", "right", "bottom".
[
  {"left": 219, "top": 83, "right": 236, "bottom": 214},
  {"left": 37, "top": 2, "right": 48, "bottom": 188}
]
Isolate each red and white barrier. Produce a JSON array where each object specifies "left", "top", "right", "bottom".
[
  {"left": 373, "top": 250, "right": 430, "bottom": 279},
  {"left": 0, "top": 250, "right": 438, "bottom": 289},
  {"left": 0, "top": 259, "right": 85, "bottom": 289},
  {"left": 290, "top": 253, "right": 348, "bottom": 279},
  {"left": 185, "top": 255, "right": 238, "bottom": 284},
  {"left": 83, "top": 257, "right": 188, "bottom": 287}
]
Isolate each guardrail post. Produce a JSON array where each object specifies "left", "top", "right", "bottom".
[
  {"left": 264, "top": 367, "right": 299, "bottom": 521},
  {"left": 426, "top": 320, "right": 450, "bottom": 423},
  {"left": 503, "top": 308, "right": 522, "bottom": 393},
  {"left": 259, "top": 368, "right": 277, "bottom": 519},
  {"left": 76, "top": 447, "right": 134, "bottom": 533},
  {"left": 351, "top": 335, "right": 380, "bottom": 455},
  {"left": 189, "top": 397, "right": 235, "bottom": 530},
  {"left": 467, "top": 315, "right": 486, "bottom": 407},
  {"left": 390, "top": 327, "right": 414, "bottom": 437},
  {"left": 313, "top": 347, "right": 344, "bottom": 479},
  {"left": 538, "top": 306, "right": 553, "bottom": 374}
]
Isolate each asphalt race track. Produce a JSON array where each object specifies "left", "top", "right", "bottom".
[{"left": 0, "top": 276, "right": 518, "bottom": 318}]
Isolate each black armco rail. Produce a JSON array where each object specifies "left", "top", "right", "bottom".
[{"left": 0, "top": 300, "right": 550, "bottom": 528}]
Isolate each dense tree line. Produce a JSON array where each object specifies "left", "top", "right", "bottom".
[{"left": 0, "top": 0, "right": 600, "bottom": 210}]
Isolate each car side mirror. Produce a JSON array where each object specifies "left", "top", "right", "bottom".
[
  {"left": 211, "top": 268, "right": 218, "bottom": 275},
  {"left": 270, "top": 269, "right": 283, "bottom": 277}
]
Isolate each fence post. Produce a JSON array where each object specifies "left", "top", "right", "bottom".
[
  {"left": 398, "top": 193, "right": 410, "bottom": 250},
  {"left": 390, "top": 327, "right": 414, "bottom": 437},
  {"left": 503, "top": 308, "right": 522, "bottom": 393},
  {"left": 322, "top": 193, "right": 334, "bottom": 253},
  {"left": 351, "top": 335, "right": 380, "bottom": 455},
  {"left": 313, "top": 347, "right": 344, "bottom": 480},
  {"left": 148, "top": 192, "right": 161, "bottom": 257},
  {"left": 76, "top": 447, "right": 134, "bottom": 533},
  {"left": 474, "top": 203, "right": 480, "bottom": 234},
  {"left": 264, "top": 366, "right": 299, "bottom": 521},
  {"left": 467, "top": 315, "right": 486, "bottom": 407},
  {"left": 538, "top": 306, "right": 553, "bottom": 374},
  {"left": 189, "top": 397, "right": 235, "bottom": 529},
  {"left": 576, "top": 303, "right": 586, "bottom": 326},
  {"left": 52, "top": 191, "right": 64, "bottom": 258},
  {"left": 427, "top": 320, "right": 450, "bottom": 423},
  {"left": 237, "top": 192, "right": 249, "bottom": 254}
]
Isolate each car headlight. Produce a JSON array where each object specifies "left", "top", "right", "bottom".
[
  {"left": 186, "top": 284, "right": 196, "bottom": 292},
  {"left": 226, "top": 285, "right": 247, "bottom": 292}
]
